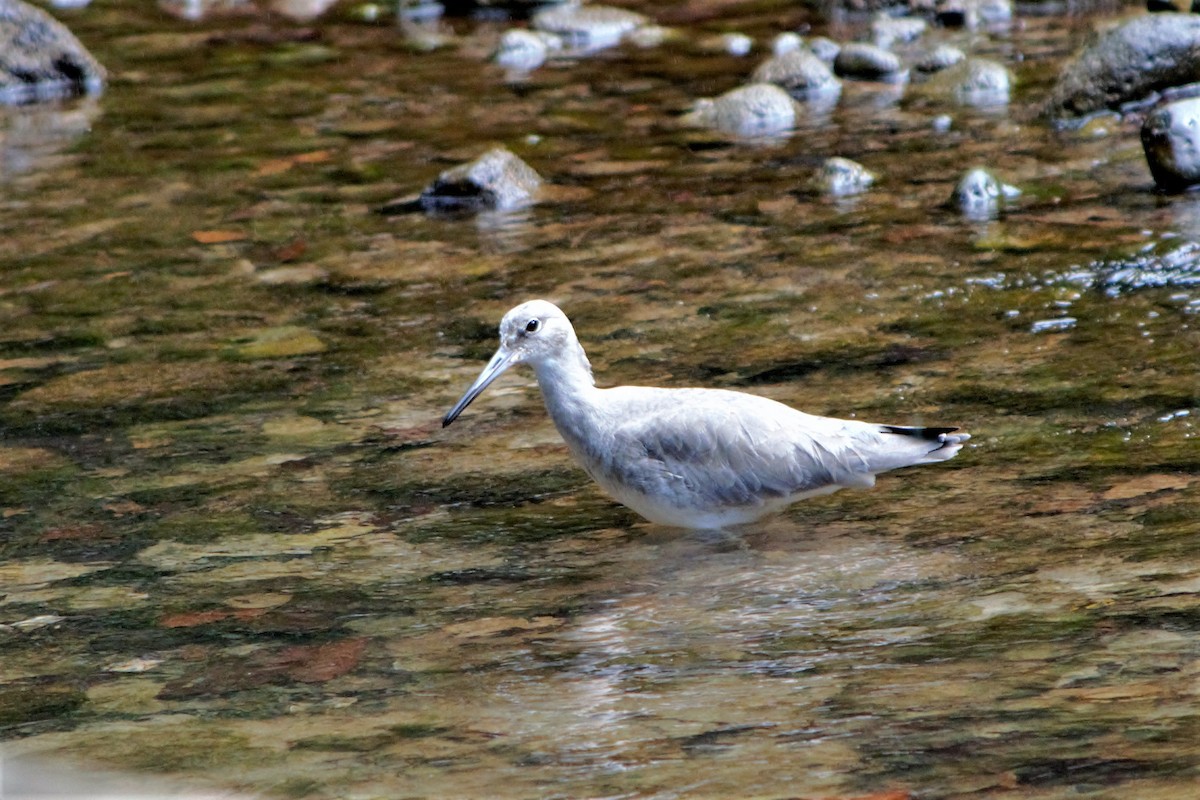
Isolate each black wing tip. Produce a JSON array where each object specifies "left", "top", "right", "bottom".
[{"left": 881, "top": 425, "right": 959, "bottom": 441}]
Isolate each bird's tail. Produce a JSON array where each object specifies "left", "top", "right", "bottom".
[{"left": 878, "top": 425, "right": 970, "bottom": 466}]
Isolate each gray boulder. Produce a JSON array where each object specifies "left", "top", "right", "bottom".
[
  {"left": 1044, "top": 13, "right": 1200, "bottom": 121},
  {"left": 915, "top": 44, "right": 966, "bottom": 74},
  {"left": 1141, "top": 95, "right": 1200, "bottom": 192},
  {"left": 0, "top": 0, "right": 105, "bottom": 104},
  {"left": 682, "top": 83, "right": 796, "bottom": 139},
  {"left": 751, "top": 49, "right": 840, "bottom": 99},
  {"left": 531, "top": 3, "right": 647, "bottom": 49},
  {"left": 418, "top": 146, "right": 542, "bottom": 213}
]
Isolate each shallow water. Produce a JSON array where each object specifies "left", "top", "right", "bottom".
[{"left": 1, "top": 1, "right": 1198, "bottom": 798}]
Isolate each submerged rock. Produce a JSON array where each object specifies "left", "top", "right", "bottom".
[
  {"left": 682, "top": 83, "right": 796, "bottom": 139},
  {"left": 751, "top": 49, "right": 840, "bottom": 99},
  {"left": 418, "top": 146, "right": 542, "bottom": 213},
  {"left": 1044, "top": 13, "right": 1200, "bottom": 121},
  {"left": 815, "top": 156, "right": 875, "bottom": 196},
  {"left": 834, "top": 43, "right": 905, "bottom": 83},
  {"left": 871, "top": 14, "right": 925, "bottom": 49},
  {"left": 531, "top": 3, "right": 647, "bottom": 49},
  {"left": 951, "top": 167, "right": 1020, "bottom": 218},
  {"left": 1141, "top": 96, "right": 1200, "bottom": 192},
  {"left": 0, "top": 0, "right": 105, "bottom": 104},
  {"left": 946, "top": 58, "right": 1013, "bottom": 105}
]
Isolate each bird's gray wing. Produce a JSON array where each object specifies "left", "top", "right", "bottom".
[{"left": 600, "top": 388, "right": 869, "bottom": 508}]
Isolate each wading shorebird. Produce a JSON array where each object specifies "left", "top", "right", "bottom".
[{"left": 443, "top": 300, "right": 970, "bottom": 529}]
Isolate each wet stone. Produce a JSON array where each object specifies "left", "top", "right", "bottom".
[
  {"left": 531, "top": 3, "right": 647, "bottom": 49},
  {"left": 808, "top": 36, "right": 839, "bottom": 64},
  {"left": 494, "top": 28, "right": 561, "bottom": 72},
  {"left": 770, "top": 31, "right": 802, "bottom": 56},
  {"left": 944, "top": 58, "right": 1013, "bottom": 106},
  {"left": 833, "top": 43, "right": 905, "bottom": 83},
  {"left": 915, "top": 44, "right": 966, "bottom": 74},
  {"left": 1044, "top": 13, "right": 1200, "bottom": 121},
  {"left": 750, "top": 49, "right": 840, "bottom": 99},
  {"left": 682, "top": 82, "right": 796, "bottom": 139},
  {"left": 936, "top": 0, "right": 1013, "bottom": 27},
  {"left": 1141, "top": 96, "right": 1200, "bottom": 193},
  {"left": 815, "top": 156, "right": 875, "bottom": 196},
  {"left": 418, "top": 146, "right": 542, "bottom": 213},
  {"left": 0, "top": 0, "right": 106, "bottom": 104},
  {"left": 951, "top": 167, "right": 1020, "bottom": 219}
]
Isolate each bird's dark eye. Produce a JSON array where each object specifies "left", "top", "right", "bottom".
[{"left": 525, "top": 318, "right": 540, "bottom": 333}]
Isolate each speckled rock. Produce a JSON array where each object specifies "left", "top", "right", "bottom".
[
  {"left": 834, "top": 42, "right": 905, "bottom": 82},
  {"left": 0, "top": 0, "right": 105, "bottom": 104},
  {"left": 494, "top": 28, "right": 561, "bottom": 71},
  {"left": 419, "top": 146, "right": 542, "bottom": 213},
  {"left": 872, "top": 14, "right": 925, "bottom": 49},
  {"left": 815, "top": 157, "right": 875, "bottom": 196},
  {"left": 682, "top": 83, "right": 796, "bottom": 138},
  {"left": 1044, "top": 13, "right": 1200, "bottom": 121},
  {"left": 915, "top": 44, "right": 966, "bottom": 73},
  {"left": 751, "top": 49, "right": 840, "bottom": 99},
  {"left": 532, "top": 3, "right": 647, "bottom": 49},
  {"left": 1141, "top": 96, "right": 1200, "bottom": 192},
  {"left": 951, "top": 167, "right": 1020, "bottom": 219}
]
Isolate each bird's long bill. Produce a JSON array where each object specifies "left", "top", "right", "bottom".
[{"left": 442, "top": 347, "right": 516, "bottom": 427}]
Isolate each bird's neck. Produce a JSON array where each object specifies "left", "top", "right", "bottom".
[{"left": 531, "top": 345, "right": 599, "bottom": 445}]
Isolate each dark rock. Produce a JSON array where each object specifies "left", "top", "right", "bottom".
[
  {"left": 1146, "top": 0, "right": 1189, "bottom": 11},
  {"left": 1044, "top": 13, "right": 1200, "bottom": 122},
  {"left": 936, "top": 0, "right": 1013, "bottom": 27},
  {"left": 0, "top": 0, "right": 105, "bottom": 104},
  {"left": 833, "top": 42, "right": 905, "bottom": 82},
  {"left": 1141, "top": 96, "right": 1200, "bottom": 192},
  {"left": 418, "top": 146, "right": 542, "bottom": 213},
  {"left": 751, "top": 49, "right": 840, "bottom": 99}
]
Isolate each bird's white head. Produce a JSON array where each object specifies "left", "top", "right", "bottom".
[{"left": 443, "top": 300, "right": 590, "bottom": 427}]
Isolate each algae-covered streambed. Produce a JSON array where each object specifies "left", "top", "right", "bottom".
[{"left": 1, "top": 1, "right": 1197, "bottom": 798}]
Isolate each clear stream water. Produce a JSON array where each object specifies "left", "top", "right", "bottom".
[{"left": 0, "top": 1, "right": 1197, "bottom": 798}]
